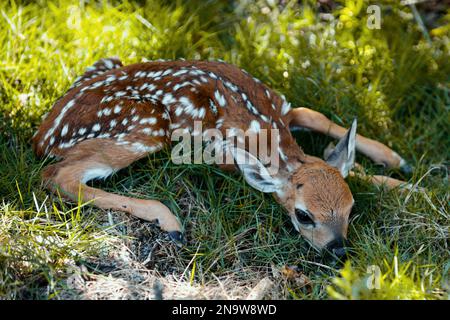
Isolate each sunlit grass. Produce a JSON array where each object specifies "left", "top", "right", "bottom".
[{"left": 0, "top": 0, "right": 448, "bottom": 299}]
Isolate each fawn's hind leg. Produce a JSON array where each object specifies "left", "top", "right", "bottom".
[
  {"left": 42, "top": 138, "right": 183, "bottom": 243},
  {"left": 288, "top": 107, "right": 411, "bottom": 172}
]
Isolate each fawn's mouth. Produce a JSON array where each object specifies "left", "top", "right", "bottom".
[{"left": 298, "top": 235, "right": 350, "bottom": 262}]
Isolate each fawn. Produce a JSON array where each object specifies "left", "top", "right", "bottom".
[{"left": 33, "top": 58, "right": 411, "bottom": 257}]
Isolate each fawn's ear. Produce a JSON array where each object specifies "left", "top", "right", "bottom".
[
  {"left": 230, "top": 148, "right": 284, "bottom": 193},
  {"left": 325, "top": 118, "right": 357, "bottom": 178}
]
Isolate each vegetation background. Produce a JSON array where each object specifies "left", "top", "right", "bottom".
[{"left": 0, "top": 0, "right": 448, "bottom": 299}]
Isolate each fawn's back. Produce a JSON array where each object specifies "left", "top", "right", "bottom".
[{"left": 32, "top": 58, "right": 301, "bottom": 167}]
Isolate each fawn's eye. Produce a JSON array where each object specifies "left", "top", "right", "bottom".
[{"left": 295, "top": 209, "right": 315, "bottom": 225}]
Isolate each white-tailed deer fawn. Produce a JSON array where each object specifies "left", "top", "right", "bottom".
[{"left": 33, "top": 58, "right": 411, "bottom": 257}]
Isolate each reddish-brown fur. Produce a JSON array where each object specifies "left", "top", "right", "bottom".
[
  {"left": 33, "top": 60, "right": 300, "bottom": 165},
  {"left": 33, "top": 58, "right": 408, "bottom": 252}
]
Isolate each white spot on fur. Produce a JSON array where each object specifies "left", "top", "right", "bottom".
[
  {"left": 139, "top": 117, "right": 157, "bottom": 125},
  {"left": 173, "top": 81, "right": 192, "bottom": 91},
  {"left": 162, "top": 110, "right": 170, "bottom": 120},
  {"left": 179, "top": 96, "right": 196, "bottom": 116},
  {"left": 224, "top": 81, "right": 238, "bottom": 92},
  {"left": 105, "top": 75, "right": 116, "bottom": 82},
  {"left": 98, "top": 133, "right": 110, "bottom": 139},
  {"left": 58, "top": 142, "right": 73, "bottom": 149},
  {"left": 61, "top": 124, "right": 69, "bottom": 137},
  {"left": 260, "top": 114, "right": 269, "bottom": 123},
  {"left": 104, "top": 59, "right": 114, "bottom": 69},
  {"left": 169, "top": 123, "right": 181, "bottom": 130},
  {"left": 129, "top": 142, "right": 162, "bottom": 154},
  {"left": 173, "top": 69, "right": 188, "bottom": 76},
  {"left": 153, "top": 128, "right": 166, "bottom": 136},
  {"left": 216, "top": 118, "right": 224, "bottom": 129},
  {"left": 214, "top": 90, "right": 226, "bottom": 107},
  {"left": 142, "top": 128, "right": 152, "bottom": 135},
  {"left": 175, "top": 106, "right": 184, "bottom": 116},
  {"left": 250, "top": 120, "right": 261, "bottom": 133},
  {"left": 162, "top": 93, "right": 176, "bottom": 105},
  {"left": 197, "top": 107, "right": 206, "bottom": 119},
  {"left": 281, "top": 100, "right": 291, "bottom": 116},
  {"left": 278, "top": 147, "right": 288, "bottom": 162},
  {"left": 114, "top": 105, "right": 122, "bottom": 114},
  {"left": 209, "top": 100, "right": 218, "bottom": 115},
  {"left": 44, "top": 99, "right": 75, "bottom": 142}
]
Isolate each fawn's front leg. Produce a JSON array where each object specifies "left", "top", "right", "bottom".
[
  {"left": 288, "top": 107, "right": 411, "bottom": 173},
  {"left": 42, "top": 138, "right": 184, "bottom": 244}
]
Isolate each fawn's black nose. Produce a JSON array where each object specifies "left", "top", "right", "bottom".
[{"left": 326, "top": 237, "right": 347, "bottom": 258}]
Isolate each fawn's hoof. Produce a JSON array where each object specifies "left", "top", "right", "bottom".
[
  {"left": 399, "top": 161, "right": 413, "bottom": 175},
  {"left": 168, "top": 231, "right": 185, "bottom": 247}
]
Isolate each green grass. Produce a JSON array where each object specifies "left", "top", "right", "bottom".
[{"left": 0, "top": 0, "right": 449, "bottom": 299}]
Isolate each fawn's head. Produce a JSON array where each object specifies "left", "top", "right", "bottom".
[{"left": 232, "top": 120, "right": 357, "bottom": 258}]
